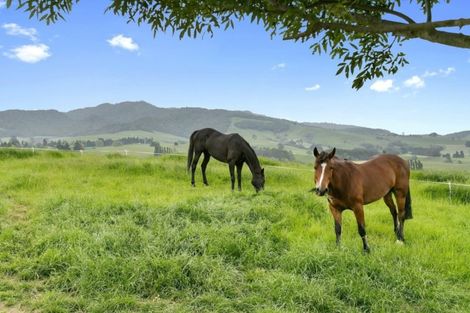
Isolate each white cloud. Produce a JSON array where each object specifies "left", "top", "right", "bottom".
[
  {"left": 107, "top": 34, "right": 139, "bottom": 51},
  {"left": 0, "top": 1, "right": 6, "bottom": 8},
  {"left": 404, "top": 75, "right": 425, "bottom": 89},
  {"left": 440, "top": 67, "right": 455, "bottom": 76},
  {"left": 4, "top": 44, "right": 51, "bottom": 63},
  {"left": 370, "top": 79, "right": 394, "bottom": 92},
  {"left": 423, "top": 67, "right": 455, "bottom": 77},
  {"left": 305, "top": 84, "right": 320, "bottom": 91},
  {"left": 422, "top": 70, "right": 437, "bottom": 78},
  {"left": 272, "top": 63, "right": 286, "bottom": 70},
  {"left": 2, "top": 23, "right": 38, "bottom": 41}
]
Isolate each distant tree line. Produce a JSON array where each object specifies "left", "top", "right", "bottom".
[
  {"left": 384, "top": 141, "right": 444, "bottom": 157},
  {"left": 335, "top": 148, "right": 378, "bottom": 160},
  {"left": 255, "top": 146, "right": 294, "bottom": 161},
  {"left": 0, "top": 137, "right": 26, "bottom": 147},
  {"left": 285, "top": 139, "right": 305, "bottom": 149},
  {"left": 0, "top": 136, "right": 175, "bottom": 155},
  {"left": 79, "top": 137, "right": 156, "bottom": 148},
  {"left": 152, "top": 142, "right": 175, "bottom": 155},
  {"left": 442, "top": 153, "right": 452, "bottom": 163},
  {"left": 441, "top": 151, "right": 466, "bottom": 163},
  {"left": 307, "top": 142, "right": 448, "bottom": 161},
  {"left": 408, "top": 158, "right": 424, "bottom": 170},
  {"left": 452, "top": 150, "right": 465, "bottom": 158}
]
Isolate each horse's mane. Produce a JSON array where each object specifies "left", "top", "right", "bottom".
[
  {"left": 316, "top": 151, "right": 333, "bottom": 164},
  {"left": 240, "top": 137, "right": 262, "bottom": 172}
]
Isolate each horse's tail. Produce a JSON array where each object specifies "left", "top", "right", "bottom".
[
  {"left": 405, "top": 186, "right": 413, "bottom": 220},
  {"left": 187, "top": 131, "right": 197, "bottom": 172}
]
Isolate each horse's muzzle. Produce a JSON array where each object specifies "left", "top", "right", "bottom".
[{"left": 315, "top": 187, "right": 328, "bottom": 196}]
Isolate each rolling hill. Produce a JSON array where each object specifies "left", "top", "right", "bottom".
[{"left": 1, "top": 101, "right": 469, "bottom": 163}]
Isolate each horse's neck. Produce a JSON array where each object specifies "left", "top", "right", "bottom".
[
  {"left": 242, "top": 144, "right": 261, "bottom": 175},
  {"left": 330, "top": 160, "right": 353, "bottom": 192}
]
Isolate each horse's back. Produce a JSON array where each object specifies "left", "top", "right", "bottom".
[
  {"left": 359, "top": 154, "right": 409, "bottom": 203},
  {"left": 368, "top": 154, "right": 409, "bottom": 177},
  {"left": 192, "top": 128, "right": 221, "bottom": 140},
  {"left": 191, "top": 128, "right": 244, "bottom": 162}
]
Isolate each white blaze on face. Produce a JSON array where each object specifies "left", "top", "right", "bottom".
[{"left": 316, "top": 163, "right": 327, "bottom": 189}]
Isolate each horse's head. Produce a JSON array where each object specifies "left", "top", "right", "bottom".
[
  {"left": 252, "top": 168, "right": 265, "bottom": 193},
  {"left": 313, "top": 147, "right": 336, "bottom": 196}
]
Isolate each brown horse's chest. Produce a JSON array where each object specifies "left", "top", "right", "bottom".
[{"left": 327, "top": 191, "right": 358, "bottom": 210}]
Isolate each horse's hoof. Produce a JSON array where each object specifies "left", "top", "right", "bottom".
[
  {"left": 191, "top": 183, "right": 195, "bottom": 187},
  {"left": 363, "top": 247, "right": 371, "bottom": 254},
  {"left": 395, "top": 240, "right": 404, "bottom": 245},
  {"left": 204, "top": 183, "right": 209, "bottom": 186}
]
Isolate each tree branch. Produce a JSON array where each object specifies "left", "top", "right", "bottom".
[
  {"left": 284, "top": 18, "right": 470, "bottom": 48},
  {"left": 268, "top": 0, "right": 416, "bottom": 24},
  {"left": 414, "top": 29, "right": 470, "bottom": 48}
]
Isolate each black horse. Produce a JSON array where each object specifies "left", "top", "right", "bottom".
[{"left": 187, "top": 128, "right": 265, "bottom": 192}]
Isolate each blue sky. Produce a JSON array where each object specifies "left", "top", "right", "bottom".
[{"left": 0, "top": 1, "right": 469, "bottom": 135}]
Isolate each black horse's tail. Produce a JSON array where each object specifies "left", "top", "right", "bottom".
[
  {"left": 405, "top": 186, "right": 413, "bottom": 219},
  {"left": 187, "top": 131, "right": 197, "bottom": 172}
]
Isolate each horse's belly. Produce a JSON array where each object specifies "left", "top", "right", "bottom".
[
  {"left": 210, "top": 153, "right": 227, "bottom": 163},
  {"left": 363, "top": 185, "right": 391, "bottom": 204},
  {"left": 205, "top": 146, "right": 228, "bottom": 162}
]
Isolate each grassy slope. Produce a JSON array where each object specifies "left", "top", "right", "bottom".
[{"left": 0, "top": 150, "right": 470, "bottom": 312}]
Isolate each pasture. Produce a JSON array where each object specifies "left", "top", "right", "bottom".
[{"left": 0, "top": 149, "right": 470, "bottom": 312}]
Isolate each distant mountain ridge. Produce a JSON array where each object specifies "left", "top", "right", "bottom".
[
  {"left": 0, "top": 101, "right": 395, "bottom": 137},
  {"left": 0, "top": 101, "right": 255, "bottom": 137},
  {"left": 1, "top": 102, "right": 469, "bottom": 154}
]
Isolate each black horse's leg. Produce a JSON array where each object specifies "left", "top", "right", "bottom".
[
  {"left": 328, "top": 203, "right": 342, "bottom": 247},
  {"left": 236, "top": 163, "right": 243, "bottom": 191},
  {"left": 191, "top": 151, "right": 202, "bottom": 187},
  {"left": 384, "top": 192, "right": 398, "bottom": 238},
  {"left": 228, "top": 162, "right": 235, "bottom": 191},
  {"left": 395, "top": 190, "right": 407, "bottom": 243},
  {"left": 201, "top": 153, "right": 211, "bottom": 186},
  {"left": 353, "top": 204, "right": 370, "bottom": 253}
]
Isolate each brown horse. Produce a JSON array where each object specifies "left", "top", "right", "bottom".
[{"left": 313, "top": 147, "right": 412, "bottom": 252}]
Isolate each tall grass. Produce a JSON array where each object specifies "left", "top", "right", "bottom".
[
  {"left": 0, "top": 150, "right": 469, "bottom": 312},
  {"left": 0, "top": 148, "right": 34, "bottom": 160},
  {"left": 412, "top": 170, "right": 470, "bottom": 184}
]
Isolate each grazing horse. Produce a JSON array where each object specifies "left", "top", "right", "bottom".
[
  {"left": 187, "top": 128, "right": 265, "bottom": 192},
  {"left": 312, "top": 147, "right": 412, "bottom": 252}
]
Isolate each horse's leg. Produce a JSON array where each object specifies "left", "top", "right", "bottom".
[
  {"left": 329, "top": 203, "right": 342, "bottom": 246},
  {"left": 201, "top": 153, "right": 211, "bottom": 186},
  {"left": 353, "top": 204, "right": 370, "bottom": 253},
  {"left": 228, "top": 162, "right": 235, "bottom": 191},
  {"left": 383, "top": 192, "right": 398, "bottom": 238},
  {"left": 395, "top": 189, "right": 407, "bottom": 243},
  {"left": 236, "top": 162, "right": 243, "bottom": 191},
  {"left": 191, "top": 151, "right": 202, "bottom": 187}
]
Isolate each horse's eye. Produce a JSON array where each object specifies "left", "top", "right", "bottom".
[{"left": 314, "top": 166, "right": 318, "bottom": 170}]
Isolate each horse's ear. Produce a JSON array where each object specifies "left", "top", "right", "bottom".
[
  {"left": 329, "top": 148, "right": 336, "bottom": 159},
  {"left": 313, "top": 147, "right": 319, "bottom": 157}
]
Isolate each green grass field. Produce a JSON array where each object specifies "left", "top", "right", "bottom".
[{"left": 1, "top": 149, "right": 470, "bottom": 312}]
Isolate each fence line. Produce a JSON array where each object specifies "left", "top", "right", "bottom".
[
  {"left": 0, "top": 146, "right": 184, "bottom": 157},
  {"left": 2, "top": 147, "right": 470, "bottom": 201},
  {"left": 411, "top": 179, "right": 470, "bottom": 188}
]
